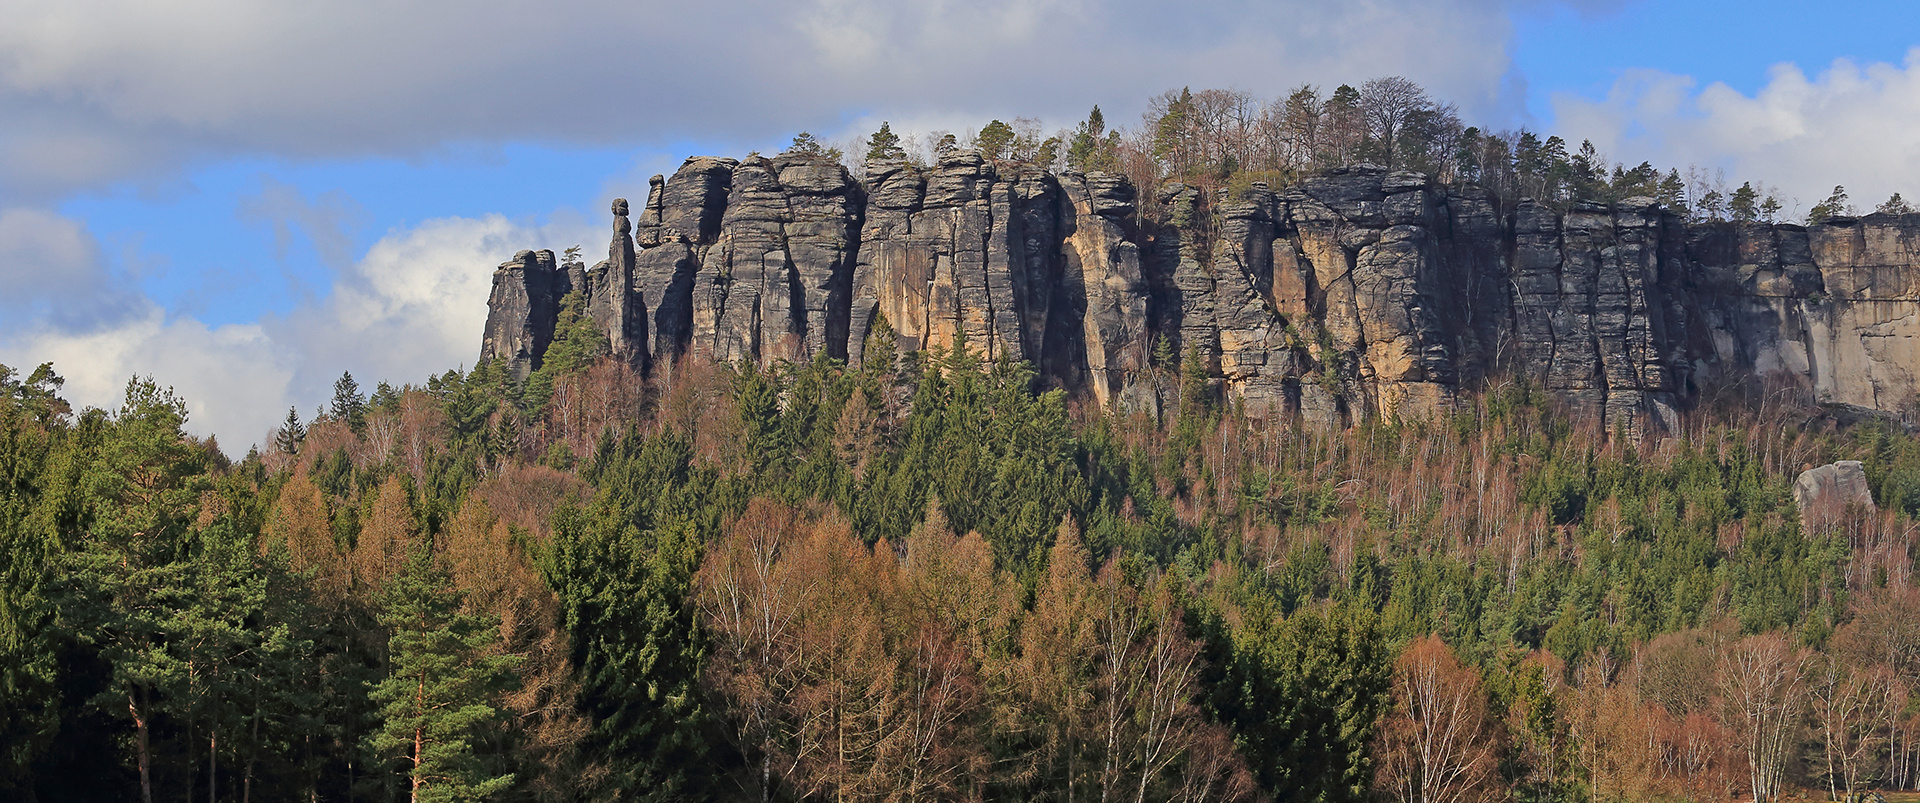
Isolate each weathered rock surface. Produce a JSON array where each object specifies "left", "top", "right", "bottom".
[
  {"left": 1795, "top": 460, "right": 1876, "bottom": 531},
  {"left": 482, "top": 248, "right": 569, "bottom": 380},
  {"left": 482, "top": 156, "right": 1920, "bottom": 432}
]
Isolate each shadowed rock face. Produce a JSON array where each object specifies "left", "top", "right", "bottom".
[
  {"left": 482, "top": 157, "right": 1920, "bottom": 433},
  {"left": 482, "top": 248, "right": 569, "bottom": 380}
]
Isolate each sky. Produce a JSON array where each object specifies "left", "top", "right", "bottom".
[{"left": 3, "top": 0, "right": 1919, "bottom": 449}]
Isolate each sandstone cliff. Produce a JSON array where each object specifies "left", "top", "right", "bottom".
[{"left": 482, "top": 152, "right": 1920, "bottom": 434}]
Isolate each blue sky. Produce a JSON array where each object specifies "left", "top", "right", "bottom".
[{"left": 4, "top": 0, "right": 1919, "bottom": 447}]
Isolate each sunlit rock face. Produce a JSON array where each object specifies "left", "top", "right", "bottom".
[{"left": 484, "top": 155, "right": 1920, "bottom": 435}]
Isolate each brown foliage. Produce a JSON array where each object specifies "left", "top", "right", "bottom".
[
  {"left": 469, "top": 462, "right": 591, "bottom": 541},
  {"left": 439, "top": 495, "right": 597, "bottom": 800},
  {"left": 348, "top": 474, "right": 418, "bottom": 597},
  {"left": 698, "top": 503, "right": 1247, "bottom": 802},
  {"left": 263, "top": 468, "right": 346, "bottom": 599},
  {"left": 1377, "top": 635, "right": 1497, "bottom": 803}
]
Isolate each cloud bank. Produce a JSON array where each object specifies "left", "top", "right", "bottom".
[
  {"left": 0, "top": 209, "right": 595, "bottom": 449},
  {"left": 1555, "top": 49, "right": 1920, "bottom": 213},
  {"left": 0, "top": 0, "right": 1583, "bottom": 199}
]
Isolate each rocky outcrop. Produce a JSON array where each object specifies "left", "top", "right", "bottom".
[
  {"left": 481, "top": 248, "right": 570, "bottom": 380},
  {"left": 1795, "top": 460, "right": 1876, "bottom": 531},
  {"left": 481, "top": 156, "right": 1920, "bottom": 433}
]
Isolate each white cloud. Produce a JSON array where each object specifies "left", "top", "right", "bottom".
[
  {"left": 0, "top": 306, "right": 289, "bottom": 448},
  {"left": 0, "top": 207, "right": 596, "bottom": 449},
  {"left": 1554, "top": 50, "right": 1920, "bottom": 214},
  {"left": 0, "top": 0, "right": 1603, "bottom": 199}
]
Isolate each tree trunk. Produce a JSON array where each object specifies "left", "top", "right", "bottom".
[
  {"left": 413, "top": 673, "right": 426, "bottom": 803},
  {"left": 132, "top": 689, "right": 154, "bottom": 803},
  {"left": 244, "top": 697, "right": 260, "bottom": 803},
  {"left": 209, "top": 725, "right": 218, "bottom": 803}
]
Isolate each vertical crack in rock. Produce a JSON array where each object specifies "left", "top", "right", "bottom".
[{"left": 480, "top": 155, "right": 1920, "bottom": 433}]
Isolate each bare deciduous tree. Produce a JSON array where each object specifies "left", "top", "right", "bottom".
[
  {"left": 1716, "top": 632, "right": 1808, "bottom": 803},
  {"left": 1376, "top": 635, "right": 1497, "bottom": 803}
]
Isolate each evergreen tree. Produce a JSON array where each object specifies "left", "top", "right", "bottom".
[
  {"left": 1068, "top": 106, "right": 1110, "bottom": 172},
  {"left": 274, "top": 406, "right": 305, "bottom": 454},
  {"left": 331, "top": 371, "right": 368, "bottom": 434},
  {"left": 1878, "top": 192, "right": 1914, "bottom": 215},
  {"left": 976, "top": 119, "right": 1016, "bottom": 161},
  {"left": 0, "top": 364, "right": 62, "bottom": 792},
  {"left": 1206, "top": 600, "right": 1390, "bottom": 803},
  {"left": 787, "top": 131, "right": 823, "bottom": 156},
  {"left": 369, "top": 543, "right": 519, "bottom": 803},
  {"left": 1761, "top": 194, "right": 1784, "bottom": 221},
  {"left": 865, "top": 122, "right": 905, "bottom": 163},
  {"left": 1730, "top": 181, "right": 1760, "bottom": 222},
  {"left": 1657, "top": 169, "right": 1689, "bottom": 216},
  {"left": 1810, "top": 185, "right": 1852, "bottom": 223},
  {"left": 371, "top": 381, "right": 402, "bottom": 414},
  {"left": 520, "top": 291, "right": 606, "bottom": 413},
  {"left": 58, "top": 377, "right": 209, "bottom": 803},
  {"left": 547, "top": 430, "right": 716, "bottom": 800}
]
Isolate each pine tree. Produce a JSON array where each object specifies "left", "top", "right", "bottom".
[
  {"left": 369, "top": 543, "right": 519, "bottom": 803},
  {"left": 521, "top": 291, "right": 606, "bottom": 413},
  {"left": 59, "top": 377, "right": 210, "bottom": 803},
  {"left": 788, "top": 132, "right": 823, "bottom": 156},
  {"left": 331, "top": 371, "right": 368, "bottom": 434},
  {"left": 1810, "top": 185, "right": 1852, "bottom": 223},
  {"left": 371, "top": 381, "right": 402, "bottom": 414},
  {"left": 1730, "top": 181, "right": 1759, "bottom": 222},
  {"left": 1657, "top": 169, "right": 1689, "bottom": 216},
  {"left": 274, "top": 406, "right": 305, "bottom": 454},
  {"left": 1878, "top": 192, "right": 1914, "bottom": 215},
  {"left": 865, "top": 122, "right": 905, "bottom": 163},
  {"left": 976, "top": 119, "right": 1016, "bottom": 161},
  {"left": 1068, "top": 106, "right": 1111, "bottom": 172}
]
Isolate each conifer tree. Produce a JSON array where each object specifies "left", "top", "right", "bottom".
[
  {"left": 1730, "top": 181, "right": 1760, "bottom": 222},
  {"left": 788, "top": 131, "right": 823, "bottom": 156},
  {"left": 976, "top": 119, "right": 1016, "bottom": 161},
  {"left": 1068, "top": 106, "right": 1109, "bottom": 172},
  {"left": 1810, "top": 185, "right": 1852, "bottom": 223},
  {"left": 866, "top": 122, "right": 905, "bottom": 163},
  {"left": 274, "top": 406, "right": 305, "bottom": 454},
  {"left": 331, "top": 371, "right": 368, "bottom": 434},
  {"left": 369, "top": 543, "right": 519, "bottom": 803}
]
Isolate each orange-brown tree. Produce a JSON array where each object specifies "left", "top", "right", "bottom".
[{"left": 1376, "top": 635, "right": 1497, "bottom": 803}]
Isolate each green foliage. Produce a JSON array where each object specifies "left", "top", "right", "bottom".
[
  {"left": 865, "top": 121, "right": 905, "bottom": 163},
  {"left": 331, "top": 371, "right": 368, "bottom": 435},
  {"left": 976, "top": 119, "right": 1016, "bottom": 161},
  {"left": 548, "top": 428, "right": 719, "bottom": 799},
  {"left": 520, "top": 290, "right": 605, "bottom": 413},
  {"left": 1068, "top": 106, "right": 1116, "bottom": 172},
  {"left": 1730, "top": 181, "right": 1760, "bottom": 222},
  {"left": 369, "top": 543, "right": 519, "bottom": 802},
  {"left": 274, "top": 405, "right": 305, "bottom": 454},
  {"left": 1204, "top": 596, "right": 1390, "bottom": 803},
  {"left": 1810, "top": 184, "right": 1852, "bottom": 223}
]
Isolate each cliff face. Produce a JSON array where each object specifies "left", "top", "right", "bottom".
[{"left": 482, "top": 152, "right": 1920, "bottom": 433}]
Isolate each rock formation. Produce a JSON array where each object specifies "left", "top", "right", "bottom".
[
  {"left": 1794, "top": 460, "right": 1875, "bottom": 532},
  {"left": 482, "top": 154, "right": 1920, "bottom": 434}
]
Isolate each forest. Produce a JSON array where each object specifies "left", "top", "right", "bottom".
[
  {"left": 827, "top": 77, "right": 1909, "bottom": 225},
  {"left": 9, "top": 78, "right": 1920, "bottom": 803},
  {"left": 5, "top": 313, "right": 1920, "bottom": 802}
]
